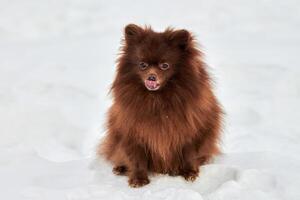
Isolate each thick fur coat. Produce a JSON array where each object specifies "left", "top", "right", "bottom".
[{"left": 99, "top": 24, "right": 223, "bottom": 187}]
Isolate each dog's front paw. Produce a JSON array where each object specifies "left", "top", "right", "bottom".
[
  {"left": 181, "top": 169, "right": 199, "bottom": 182},
  {"left": 128, "top": 177, "right": 150, "bottom": 188}
]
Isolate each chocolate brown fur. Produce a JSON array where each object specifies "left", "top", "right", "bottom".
[{"left": 99, "top": 24, "right": 223, "bottom": 187}]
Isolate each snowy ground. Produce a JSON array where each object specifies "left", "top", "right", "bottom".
[{"left": 0, "top": 0, "right": 300, "bottom": 199}]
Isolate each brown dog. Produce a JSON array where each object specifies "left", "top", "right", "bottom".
[{"left": 99, "top": 24, "right": 223, "bottom": 188}]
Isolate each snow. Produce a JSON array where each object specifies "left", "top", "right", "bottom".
[{"left": 0, "top": 0, "right": 300, "bottom": 199}]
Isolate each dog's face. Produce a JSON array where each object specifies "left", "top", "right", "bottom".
[{"left": 123, "top": 24, "right": 192, "bottom": 91}]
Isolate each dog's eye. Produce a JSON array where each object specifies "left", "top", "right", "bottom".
[
  {"left": 159, "top": 63, "right": 170, "bottom": 70},
  {"left": 139, "top": 62, "right": 148, "bottom": 70}
]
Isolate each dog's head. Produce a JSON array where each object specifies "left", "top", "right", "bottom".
[{"left": 121, "top": 24, "right": 194, "bottom": 91}]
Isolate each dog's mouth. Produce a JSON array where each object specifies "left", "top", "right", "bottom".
[{"left": 145, "top": 80, "right": 160, "bottom": 91}]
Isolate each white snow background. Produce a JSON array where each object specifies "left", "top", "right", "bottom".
[{"left": 0, "top": 0, "right": 299, "bottom": 199}]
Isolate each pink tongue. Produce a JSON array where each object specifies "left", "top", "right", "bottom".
[{"left": 145, "top": 80, "right": 157, "bottom": 89}]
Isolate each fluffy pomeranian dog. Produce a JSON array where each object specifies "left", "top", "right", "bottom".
[{"left": 99, "top": 24, "right": 223, "bottom": 187}]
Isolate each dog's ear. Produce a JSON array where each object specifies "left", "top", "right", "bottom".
[
  {"left": 167, "top": 29, "right": 192, "bottom": 50},
  {"left": 124, "top": 24, "right": 144, "bottom": 44}
]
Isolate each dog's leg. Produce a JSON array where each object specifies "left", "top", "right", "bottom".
[
  {"left": 181, "top": 144, "right": 199, "bottom": 182},
  {"left": 123, "top": 139, "right": 150, "bottom": 188}
]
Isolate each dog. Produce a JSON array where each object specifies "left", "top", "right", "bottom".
[{"left": 99, "top": 24, "right": 223, "bottom": 187}]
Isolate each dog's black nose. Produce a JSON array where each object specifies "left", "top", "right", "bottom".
[{"left": 147, "top": 74, "right": 156, "bottom": 81}]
